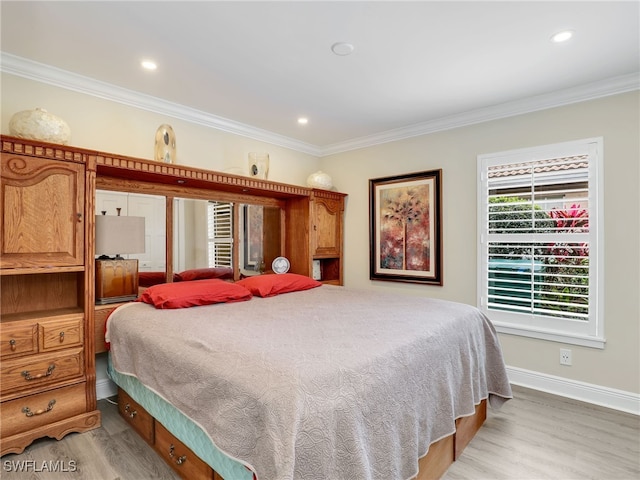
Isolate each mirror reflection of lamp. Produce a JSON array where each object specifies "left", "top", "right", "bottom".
[{"left": 95, "top": 209, "right": 146, "bottom": 304}]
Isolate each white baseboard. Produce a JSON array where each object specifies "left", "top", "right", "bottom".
[
  {"left": 96, "top": 366, "right": 639, "bottom": 415},
  {"left": 96, "top": 377, "right": 118, "bottom": 400},
  {"left": 507, "top": 365, "right": 640, "bottom": 415}
]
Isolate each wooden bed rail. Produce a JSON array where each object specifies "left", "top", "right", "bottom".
[
  {"left": 415, "top": 399, "right": 487, "bottom": 480},
  {"left": 117, "top": 386, "right": 487, "bottom": 480}
]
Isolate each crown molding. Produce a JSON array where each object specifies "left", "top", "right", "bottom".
[
  {"left": 0, "top": 53, "right": 323, "bottom": 157},
  {"left": 2, "top": 53, "right": 638, "bottom": 158},
  {"left": 321, "top": 72, "right": 640, "bottom": 156}
]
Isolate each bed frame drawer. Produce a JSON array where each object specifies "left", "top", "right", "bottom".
[
  {"left": 154, "top": 421, "right": 215, "bottom": 480},
  {"left": 0, "top": 382, "right": 87, "bottom": 438},
  {"left": 117, "top": 388, "right": 154, "bottom": 444}
]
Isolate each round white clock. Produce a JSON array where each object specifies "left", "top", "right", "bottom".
[{"left": 272, "top": 256, "right": 290, "bottom": 274}]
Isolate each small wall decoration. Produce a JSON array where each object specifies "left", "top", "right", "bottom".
[
  {"left": 369, "top": 169, "right": 442, "bottom": 285},
  {"left": 248, "top": 152, "right": 269, "bottom": 179},
  {"left": 154, "top": 124, "right": 176, "bottom": 163}
]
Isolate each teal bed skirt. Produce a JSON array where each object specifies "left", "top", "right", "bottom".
[{"left": 107, "top": 354, "right": 254, "bottom": 480}]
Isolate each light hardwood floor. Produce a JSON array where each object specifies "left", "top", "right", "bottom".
[
  {"left": 1, "top": 385, "right": 638, "bottom": 480},
  {"left": 444, "top": 386, "right": 640, "bottom": 480}
]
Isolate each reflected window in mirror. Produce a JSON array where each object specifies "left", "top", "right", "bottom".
[
  {"left": 173, "top": 199, "right": 234, "bottom": 273},
  {"left": 207, "top": 201, "right": 233, "bottom": 268},
  {"left": 172, "top": 199, "right": 281, "bottom": 278}
]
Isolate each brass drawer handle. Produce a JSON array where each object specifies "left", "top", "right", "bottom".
[
  {"left": 168, "top": 444, "right": 187, "bottom": 465},
  {"left": 124, "top": 403, "right": 137, "bottom": 418},
  {"left": 22, "top": 364, "right": 55, "bottom": 381},
  {"left": 22, "top": 399, "right": 56, "bottom": 417},
  {"left": 9, "top": 339, "right": 17, "bottom": 351},
  {"left": 59, "top": 331, "right": 65, "bottom": 343}
]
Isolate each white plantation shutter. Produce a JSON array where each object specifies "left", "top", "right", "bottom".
[
  {"left": 207, "top": 201, "right": 233, "bottom": 267},
  {"left": 478, "top": 138, "right": 604, "bottom": 348}
]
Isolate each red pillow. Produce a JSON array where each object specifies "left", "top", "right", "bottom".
[
  {"left": 175, "top": 267, "right": 234, "bottom": 282},
  {"left": 138, "top": 279, "right": 252, "bottom": 309},
  {"left": 235, "top": 273, "right": 321, "bottom": 298}
]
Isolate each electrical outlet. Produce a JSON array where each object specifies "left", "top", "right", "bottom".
[{"left": 560, "top": 348, "right": 572, "bottom": 366}]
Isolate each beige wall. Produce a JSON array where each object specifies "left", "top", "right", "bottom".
[
  {"left": 1, "top": 73, "right": 320, "bottom": 185},
  {"left": 321, "top": 91, "right": 640, "bottom": 395},
  {"left": 3, "top": 72, "right": 638, "bottom": 396}
]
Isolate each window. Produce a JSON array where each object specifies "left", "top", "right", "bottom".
[
  {"left": 207, "top": 201, "right": 233, "bottom": 267},
  {"left": 478, "top": 138, "right": 604, "bottom": 348}
]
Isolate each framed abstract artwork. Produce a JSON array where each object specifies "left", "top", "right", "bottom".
[{"left": 369, "top": 169, "right": 443, "bottom": 285}]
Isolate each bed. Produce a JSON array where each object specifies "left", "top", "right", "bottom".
[{"left": 106, "top": 275, "right": 512, "bottom": 480}]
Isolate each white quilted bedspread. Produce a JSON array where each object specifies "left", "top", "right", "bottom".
[{"left": 107, "top": 285, "right": 512, "bottom": 480}]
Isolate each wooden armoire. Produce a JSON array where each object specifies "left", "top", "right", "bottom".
[{"left": 0, "top": 138, "right": 101, "bottom": 455}]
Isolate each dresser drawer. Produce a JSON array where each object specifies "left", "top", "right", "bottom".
[
  {"left": 0, "top": 322, "right": 37, "bottom": 359},
  {"left": 118, "top": 388, "right": 154, "bottom": 444},
  {"left": 39, "top": 315, "right": 83, "bottom": 352},
  {"left": 0, "top": 348, "right": 84, "bottom": 398},
  {"left": 154, "top": 421, "right": 214, "bottom": 480},
  {"left": 0, "top": 382, "right": 87, "bottom": 438}
]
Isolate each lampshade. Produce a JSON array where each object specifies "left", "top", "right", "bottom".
[{"left": 95, "top": 215, "right": 146, "bottom": 256}]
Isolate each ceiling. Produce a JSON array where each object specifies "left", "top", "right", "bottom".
[{"left": 1, "top": 1, "right": 639, "bottom": 155}]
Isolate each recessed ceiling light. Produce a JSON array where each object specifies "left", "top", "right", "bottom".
[
  {"left": 331, "top": 42, "right": 354, "bottom": 56},
  {"left": 141, "top": 59, "right": 158, "bottom": 70},
  {"left": 298, "top": 117, "right": 308, "bottom": 125},
  {"left": 551, "top": 30, "right": 574, "bottom": 43}
]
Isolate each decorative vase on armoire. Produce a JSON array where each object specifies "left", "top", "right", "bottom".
[
  {"left": 154, "top": 124, "right": 176, "bottom": 163},
  {"left": 9, "top": 108, "right": 71, "bottom": 144}
]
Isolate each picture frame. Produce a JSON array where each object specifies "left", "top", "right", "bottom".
[{"left": 369, "top": 169, "right": 442, "bottom": 285}]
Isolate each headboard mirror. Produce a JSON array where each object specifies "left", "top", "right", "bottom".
[
  {"left": 172, "top": 197, "right": 215, "bottom": 272},
  {"left": 96, "top": 189, "right": 283, "bottom": 281},
  {"left": 173, "top": 198, "right": 283, "bottom": 276},
  {"left": 239, "top": 203, "right": 282, "bottom": 276},
  {"left": 95, "top": 190, "right": 166, "bottom": 273}
]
